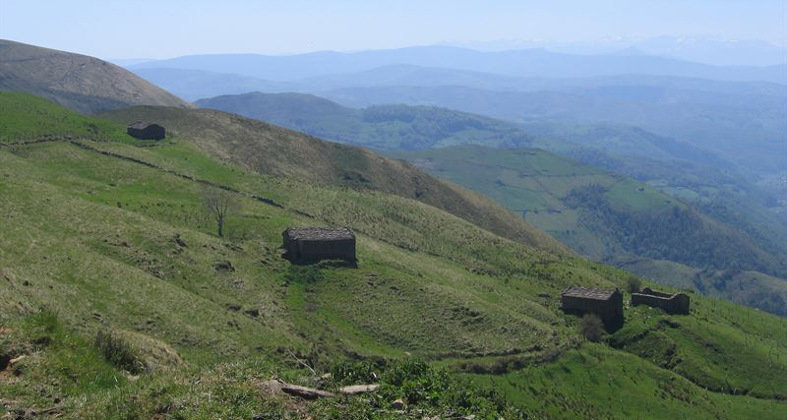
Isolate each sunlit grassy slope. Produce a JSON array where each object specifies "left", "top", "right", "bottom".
[
  {"left": 0, "top": 93, "right": 784, "bottom": 418},
  {"left": 98, "top": 105, "right": 566, "bottom": 255}
]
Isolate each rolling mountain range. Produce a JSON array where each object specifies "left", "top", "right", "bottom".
[
  {"left": 0, "top": 39, "right": 190, "bottom": 113},
  {"left": 320, "top": 83, "right": 787, "bottom": 175},
  {"left": 128, "top": 46, "right": 787, "bottom": 84},
  {"left": 1, "top": 41, "right": 785, "bottom": 418},
  {"left": 133, "top": 61, "right": 787, "bottom": 177},
  {"left": 470, "top": 36, "right": 787, "bottom": 66}
]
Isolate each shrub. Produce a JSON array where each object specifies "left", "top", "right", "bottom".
[
  {"left": 284, "top": 265, "right": 324, "bottom": 285},
  {"left": 626, "top": 277, "right": 642, "bottom": 293},
  {"left": 579, "top": 314, "right": 605, "bottom": 342},
  {"left": 96, "top": 330, "right": 145, "bottom": 374},
  {"left": 380, "top": 359, "right": 449, "bottom": 406},
  {"left": 330, "top": 359, "right": 382, "bottom": 386}
]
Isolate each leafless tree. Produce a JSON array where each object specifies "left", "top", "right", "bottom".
[{"left": 202, "top": 188, "right": 238, "bottom": 238}]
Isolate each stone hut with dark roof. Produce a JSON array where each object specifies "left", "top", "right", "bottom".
[
  {"left": 631, "top": 287, "right": 690, "bottom": 315},
  {"left": 561, "top": 286, "right": 623, "bottom": 330},
  {"left": 282, "top": 227, "right": 356, "bottom": 265},
  {"left": 127, "top": 121, "right": 165, "bottom": 140}
]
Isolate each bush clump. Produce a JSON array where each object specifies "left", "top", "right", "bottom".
[
  {"left": 284, "top": 265, "right": 324, "bottom": 285},
  {"left": 320, "top": 358, "right": 525, "bottom": 418},
  {"left": 382, "top": 359, "right": 524, "bottom": 418},
  {"left": 381, "top": 359, "right": 449, "bottom": 406},
  {"left": 96, "top": 330, "right": 145, "bottom": 374},
  {"left": 580, "top": 314, "right": 605, "bottom": 342},
  {"left": 331, "top": 359, "right": 382, "bottom": 386},
  {"left": 626, "top": 276, "right": 642, "bottom": 293}
]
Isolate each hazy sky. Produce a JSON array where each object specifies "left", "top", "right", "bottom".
[{"left": 1, "top": 0, "right": 785, "bottom": 59}]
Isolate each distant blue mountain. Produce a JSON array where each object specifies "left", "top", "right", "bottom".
[{"left": 129, "top": 46, "right": 787, "bottom": 84}]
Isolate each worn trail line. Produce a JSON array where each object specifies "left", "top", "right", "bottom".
[
  {"left": 2, "top": 138, "right": 435, "bottom": 255},
  {"left": 1, "top": 138, "right": 286, "bottom": 210}
]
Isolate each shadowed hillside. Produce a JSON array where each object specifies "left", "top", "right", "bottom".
[
  {"left": 195, "top": 92, "right": 533, "bottom": 150},
  {"left": 0, "top": 39, "right": 190, "bottom": 113}
]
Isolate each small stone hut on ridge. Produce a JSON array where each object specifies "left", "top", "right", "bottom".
[
  {"left": 631, "top": 287, "right": 690, "bottom": 315},
  {"left": 561, "top": 286, "right": 623, "bottom": 330},
  {"left": 127, "top": 121, "right": 165, "bottom": 140},
  {"left": 282, "top": 227, "right": 356, "bottom": 265}
]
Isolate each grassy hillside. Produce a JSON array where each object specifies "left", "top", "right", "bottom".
[
  {"left": 192, "top": 90, "right": 787, "bottom": 259},
  {"left": 391, "top": 145, "right": 787, "bottom": 314},
  {"left": 188, "top": 91, "right": 786, "bottom": 314},
  {"left": 195, "top": 92, "right": 533, "bottom": 150},
  {"left": 98, "top": 105, "right": 565, "bottom": 254},
  {"left": 0, "top": 39, "right": 190, "bottom": 114},
  {"left": 0, "top": 93, "right": 785, "bottom": 418},
  {"left": 0, "top": 92, "right": 132, "bottom": 141}
]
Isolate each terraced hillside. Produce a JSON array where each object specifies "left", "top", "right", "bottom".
[{"left": 0, "top": 93, "right": 785, "bottom": 418}]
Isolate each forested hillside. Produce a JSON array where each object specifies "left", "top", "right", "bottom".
[{"left": 195, "top": 92, "right": 533, "bottom": 150}]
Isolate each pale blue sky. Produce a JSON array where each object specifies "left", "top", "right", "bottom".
[{"left": 1, "top": 0, "right": 785, "bottom": 59}]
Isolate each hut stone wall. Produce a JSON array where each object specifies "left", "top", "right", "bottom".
[
  {"left": 282, "top": 227, "right": 356, "bottom": 265},
  {"left": 561, "top": 287, "right": 624, "bottom": 330}
]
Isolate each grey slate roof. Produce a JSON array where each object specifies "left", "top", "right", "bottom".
[
  {"left": 284, "top": 227, "right": 354, "bottom": 241},
  {"left": 562, "top": 286, "right": 617, "bottom": 301},
  {"left": 128, "top": 121, "right": 159, "bottom": 129}
]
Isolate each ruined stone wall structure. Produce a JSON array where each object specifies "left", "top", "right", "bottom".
[
  {"left": 631, "top": 287, "right": 690, "bottom": 315},
  {"left": 282, "top": 227, "right": 356, "bottom": 265},
  {"left": 561, "top": 287, "right": 624, "bottom": 330}
]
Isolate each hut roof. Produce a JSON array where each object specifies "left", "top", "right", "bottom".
[
  {"left": 284, "top": 227, "right": 354, "bottom": 241},
  {"left": 128, "top": 121, "right": 160, "bottom": 129},
  {"left": 562, "top": 286, "right": 617, "bottom": 301}
]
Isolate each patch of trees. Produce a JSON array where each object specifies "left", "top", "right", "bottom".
[
  {"left": 564, "top": 185, "right": 783, "bottom": 277},
  {"left": 359, "top": 105, "right": 531, "bottom": 150}
]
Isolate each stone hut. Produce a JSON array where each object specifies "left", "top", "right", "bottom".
[
  {"left": 282, "top": 227, "right": 356, "bottom": 265},
  {"left": 561, "top": 286, "right": 624, "bottom": 330},
  {"left": 631, "top": 287, "right": 690, "bottom": 315},
  {"left": 127, "top": 121, "right": 165, "bottom": 140}
]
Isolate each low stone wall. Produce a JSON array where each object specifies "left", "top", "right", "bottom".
[{"left": 631, "top": 288, "right": 689, "bottom": 315}]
